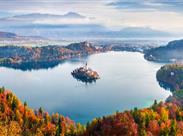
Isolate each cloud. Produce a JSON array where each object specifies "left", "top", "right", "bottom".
[
  {"left": 108, "top": 0, "right": 183, "bottom": 12},
  {"left": 0, "top": 0, "right": 183, "bottom": 34},
  {"left": 0, "top": 0, "right": 110, "bottom": 14},
  {"left": 0, "top": 0, "right": 118, "bottom": 28},
  {"left": 0, "top": 12, "right": 94, "bottom": 26}
]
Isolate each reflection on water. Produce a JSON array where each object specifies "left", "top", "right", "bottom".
[
  {"left": 72, "top": 75, "right": 98, "bottom": 84},
  {"left": 0, "top": 56, "right": 88, "bottom": 71},
  {"left": 0, "top": 51, "right": 171, "bottom": 124},
  {"left": 0, "top": 58, "right": 86, "bottom": 71},
  {"left": 0, "top": 61, "right": 61, "bottom": 71},
  {"left": 157, "top": 81, "right": 174, "bottom": 92}
]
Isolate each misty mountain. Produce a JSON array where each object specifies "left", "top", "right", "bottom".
[
  {"left": 0, "top": 31, "right": 17, "bottom": 38},
  {"left": 1, "top": 24, "right": 171, "bottom": 39},
  {"left": 118, "top": 27, "right": 170, "bottom": 37},
  {"left": 1, "top": 12, "right": 86, "bottom": 21},
  {"left": 0, "top": 12, "right": 88, "bottom": 28},
  {"left": 0, "top": 12, "right": 172, "bottom": 39},
  {"left": 0, "top": 31, "right": 46, "bottom": 41}
]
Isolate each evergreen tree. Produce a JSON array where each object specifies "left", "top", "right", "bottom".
[
  {"left": 56, "top": 117, "right": 62, "bottom": 136},
  {"left": 11, "top": 97, "right": 18, "bottom": 111},
  {"left": 39, "top": 107, "right": 43, "bottom": 116},
  {"left": 170, "top": 120, "right": 177, "bottom": 136},
  {"left": 0, "top": 87, "right": 5, "bottom": 93}
]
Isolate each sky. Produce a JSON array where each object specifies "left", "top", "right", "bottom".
[{"left": 0, "top": 0, "right": 183, "bottom": 34}]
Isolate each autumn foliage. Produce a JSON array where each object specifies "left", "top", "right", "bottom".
[
  {"left": 2, "top": 87, "right": 183, "bottom": 136},
  {"left": 82, "top": 101, "right": 183, "bottom": 136},
  {"left": 0, "top": 87, "right": 85, "bottom": 136}
]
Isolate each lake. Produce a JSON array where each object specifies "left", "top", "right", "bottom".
[{"left": 0, "top": 51, "right": 171, "bottom": 124}]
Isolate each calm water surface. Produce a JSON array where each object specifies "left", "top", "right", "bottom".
[{"left": 0, "top": 52, "right": 171, "bottom": 124}]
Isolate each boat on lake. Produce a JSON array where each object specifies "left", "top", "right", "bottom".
[{"left": 71, "top": 63, "right": 100, "bottom": 83}]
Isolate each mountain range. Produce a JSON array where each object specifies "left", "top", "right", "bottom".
[
  {"left": 1, "top": 12, "right": 86, "bottom": 21},
  {"left": 0, "top": 12, "right": 173, "bottom": 39},
  {"left": 0, "top": 31, "right": 17, "bottom": 38},
  {"left": 0, "top": 31, "right": 45, "bottom": 40}
]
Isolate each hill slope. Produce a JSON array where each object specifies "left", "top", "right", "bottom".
[
  {"left": 156, "top": 64, "right": 183, "bottom": 91},
  {"left": 0, "top": 87, "right": 84, "bottom": 136},
  {"left": 0, "top": 41, "right": 105, "bottom": 70},
  {"left": 0, "top": 31, "right": 17, "bottom": 38},
  {"left": 144, "top": 39, "right": 183, "bottom": 62}
]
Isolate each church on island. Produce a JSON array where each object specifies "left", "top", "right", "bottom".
[{"left": 71, "top": 63, "right": 100, "bottom": 82}]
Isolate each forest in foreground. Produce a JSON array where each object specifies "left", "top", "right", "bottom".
[{"left": 1, "top": 87, "right": 183, "bottom": 136}]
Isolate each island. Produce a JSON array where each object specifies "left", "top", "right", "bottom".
[
  {"left": 144, "top": 39, "right": 183, "bottom": 62},
  {"left": 71, "top": 63, "right": 100, "bottom": 83}
]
